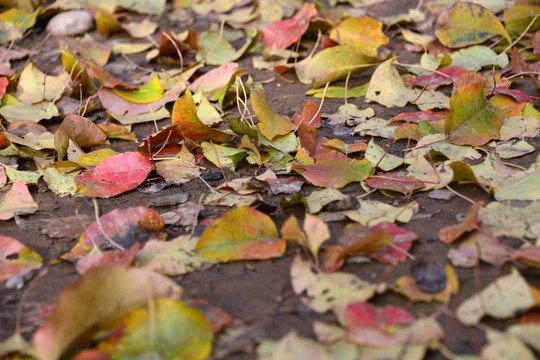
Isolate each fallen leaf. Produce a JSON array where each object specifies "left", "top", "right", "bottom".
[
  {"left": 122, "top": 18, "right": 158, "bottom": 38},
  {"left": 439, "top": 201, "right": 484, "bottom": 243},
  {"left": 345, "top": 200, "right": 419, "bottom": 227},
  {"left": 481, "top": 330, "right": 536, "bottom": 360},
  {"left": 493, "top": 157, "right": 540, "bottom": 201},
  {"left": 294, "top": 150, "right": 372, "bottom": 189},
  {"left": 306, "top": 188, "right": 348, "bottom": 214},
  {"left": 366, "top": 172, "right": 425, "bottom": 195},
  {"left": 456, "top": 269, "right": 535, "bottom": 325},
  {"left": 137, "top": 235, "right": 210, "bottom": 275},
  {"left": 482, "top": 201, "right": 540, "bottom": 241},
  {"left": 0, "top": 235, "right": 42, "bottom": 282},
  {"left": 329, "top": 16, "right": 388, "bottom": 57},
  {"left": 261, "top": 3, "right": 317, "bottom": 49},
  {"left": 33, "top": 266, "right": 183, "bottom": 360},
  {"left": 75, "top": 152, "right": 152, "bottom": 198},
  {"left": 367, "top": 222, "right": 419, "bottom": 265},
  {"left": 302, "top": 214, "right": 331, "bottom": 263},
  {"left": 448, "top": 229, "right": 512, "bottom": 268},
  {"left": 100, "top": 298, "right": 213, "bottom": 359},
  {"left": 304, "top": 45, "right": 379, "bottom": 88},
  {"left": 258, "top": 331, "right": 336, "bottom": 360},
  {"left": 322, "top": 104, "right": 374, "bottom": 126},
  {"left": 364, "top": 139, "right": 403, "bottom": 171},
  {"left": 75, "top": 243, "right": 140, "bottom": 274},
  {"left": 55, "top": 114, "right": 108, "bottom": 161},
  {"left": 251, "top": 88, "right": 295, "bottom": 140},
  {"left": 0, "top": 180, "right": 38, "bottom": 220},
  {"left": 195, "top": 206, "right": 285, "bottom": 262},
  {"left": 504, "top": 4, "right": 540, "bottom": 36},
  {"left": 446, "top": 82, "right": 505, "bottom": 146},
  {"left": 449, "top": 45, "right": 508, "bottom": 70},
  {"left": 292, "top": 101, "right": 322, "bottom": 128},
  {"left": 291, "top": 255, "right": 377, "bottom": 319},
  {"left": 436, "top": 2, "right": 510, "bottom": 48},
  {"left": 155, "top": 146, "right": 201, "bottom": 184},
  {"left": 366, "top": 59, "right": 415, "bottom": 108},
  {"left": 62, "top": 207, "right": 164, "bottom": 260}
]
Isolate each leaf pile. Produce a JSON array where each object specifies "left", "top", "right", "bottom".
[{"left": 2, "top": 0, "right": 540, "bottom": 359}]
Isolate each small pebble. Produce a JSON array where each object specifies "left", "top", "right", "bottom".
[
  {"left": 428, "top": 189, "right": 455, "bottom": 201},
  {"left": 46, "top": 10, "right": 93, "bottom": 37}
]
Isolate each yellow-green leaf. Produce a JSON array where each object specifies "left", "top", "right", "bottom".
[
  {"left": 304, "top": 45, "right": 379, "bottom": 88},
  {"left": 436, "top": 2, "right": 511, "bottom": 48},
  {"left": 112, "top": 75, "right": 164, "bottom": 104}
]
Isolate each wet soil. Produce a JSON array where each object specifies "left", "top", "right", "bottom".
[{"left": 2, "top": 1, "right": 540, "bottom": 359}]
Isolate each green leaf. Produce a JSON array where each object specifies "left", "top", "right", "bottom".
[
  {"left": 106, "top": 298, "right": 213, "bottom": 360},
  {"left": 445, "top": 82, "right": 505, "bottom": 146},
  {"left": 112, "top": 75, "right": 164, "bottom": 104},
  {"left": 304, "top": 45, "right": 379, "bottom": 88},
  {"left": 305, "top": 83, "right": 369, "bottom": 99}
]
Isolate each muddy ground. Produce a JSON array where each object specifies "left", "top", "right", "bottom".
[{"left": 2, "top": 1, "right": 540, "bottom": 359}]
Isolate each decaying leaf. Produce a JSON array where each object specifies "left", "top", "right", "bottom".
[
  {"left": 0, "top": 235, "right": 42, "bottom": 282},
  {"left": 291, "top": 255, "right": 377, "bottom": 320},
  {"left": 436, "top": 2, "right": 510, "bottom": 48},
  {"left": 195, "top": 206, "right": 285, "bottom": 262},
  {"left": 62, "top": 207, "right": 164, "bottom": 261},
  {"left": 0, "top": 180, "right": 38, "bottom": 220},
  {"left": 456, "top": 269, "right": 535, "bottom": 325},
  {"left": 33, "top": 266, "right": 183, "bottom": 360},
  {"left": 294, "top": 150, "right": 372, "bottom": 189}
]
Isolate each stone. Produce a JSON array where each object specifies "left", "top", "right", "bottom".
[{"left": 46, "top": 10, "right": 93, "bottom": 37}]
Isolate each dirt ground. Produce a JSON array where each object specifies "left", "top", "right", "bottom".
[{"left": 1, "top": 1, "right": 540, "bottom": 359}]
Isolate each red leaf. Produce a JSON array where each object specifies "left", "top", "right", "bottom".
[
  {"left": 407, "top": 66, "right": 467, "bottom": 90},
  {"left": 292, "top": 101, "right": 321, "bottom": 128},
  {"left": 493, "top": 87, "right": 533, "bottom": 104},
  {"left": 388, "top": 110, "right": 449, "bottom": 124},
  {"left": 298, "top": 123, "right": 320, "bottom": 156},
  {"left": 261, "top": 3, "right": 318, "bottom": 49},
  {"left": 94, "top": 152, "right": 152, "bottom": 183},
  {"left": 368, "top": 222, "right": 418, "bottom": 265},
  {"left": 62, "top": 207, "right": 164, "bottom": 260},
  {"left": 0, "top": 76, "right": 8, "bottom": 100},
  {"left": 380, "top": 305, "right": 415, "bottom": 326},
  {"left": 75, "top": 152, "right": 152, "bottom": 198},
  {"left": 75, "top": 243, "right": 141, "bottom": 274},
  {"left": 344, "top": 301, "right": 377, "bottom": 328}
]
